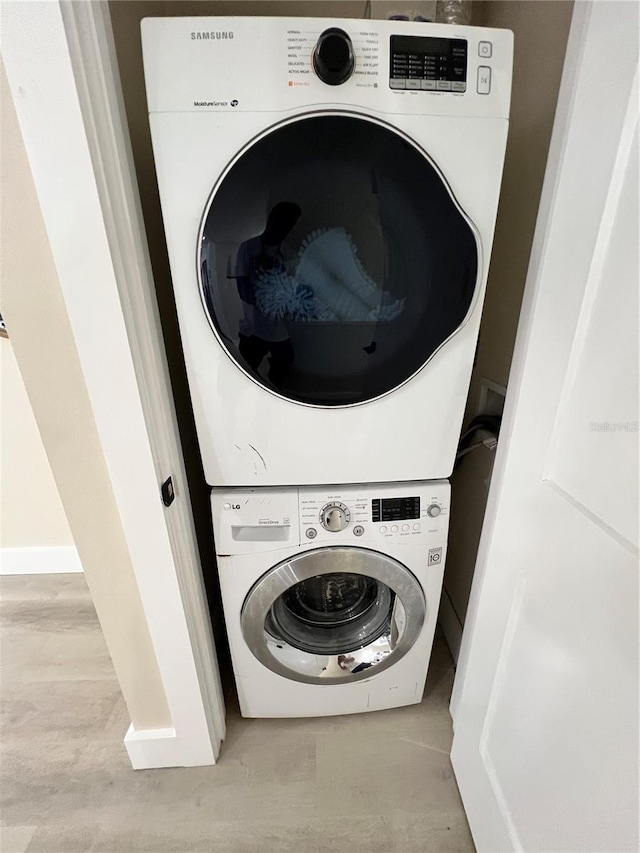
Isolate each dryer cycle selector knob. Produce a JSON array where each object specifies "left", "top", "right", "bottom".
[
  {"left": 320, "top": 502, "right": 351, "bottom": 532},
  {"left": 313, "top": 28, "right": 355, "bottom": 86},
  {"left": 427, "top": 504, "right": 442, "bottom": 518}
]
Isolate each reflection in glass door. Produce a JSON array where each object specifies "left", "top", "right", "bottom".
[
  {"left": 241, "top": 547, "right": 426, "bottom": 684},
  {"left": 199, "top": 113, "right": 479, "bottom": 407}
]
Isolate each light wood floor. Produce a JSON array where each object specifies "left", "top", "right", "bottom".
[{"left": 0, "top": 574, "right": 474, "bottom": 852}]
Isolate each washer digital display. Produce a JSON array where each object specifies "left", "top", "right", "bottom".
[{"left": 372, "top": 497, "right": 421, "bottom": 522}]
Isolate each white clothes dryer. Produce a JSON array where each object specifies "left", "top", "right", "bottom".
[
  {"left": 212, "top": 480, "right": 449, "bottom": 718},
  {"left": 142, "top": 17, "right": 513, "bottom": 487}
]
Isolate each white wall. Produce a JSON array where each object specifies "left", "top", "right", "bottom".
[
  {"left": 0, "top": 55, "right": 171, "bottom": 730},
  {"left": 0, "top": 336, "right": 81, "bottom": 573}
]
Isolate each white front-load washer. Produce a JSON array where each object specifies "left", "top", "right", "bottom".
[
  {"left": 212, "top": 480, "right": 449, "bottom": 717},
  {"left": 142, "top": 17, "right": 512, "bottom": 487}
]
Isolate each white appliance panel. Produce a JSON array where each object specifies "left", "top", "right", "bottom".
[
  {"left": 149, "top": 109, "right": 507, "bottom": 486},
  {"left": 212, "top": 481, "right": 449, "bottom": 717},
  {"left": 143, "top": 17, "right": 512, "bottom": 486},
  {"left": 142, "top": 17, "right": 512, "bottom": 119}
]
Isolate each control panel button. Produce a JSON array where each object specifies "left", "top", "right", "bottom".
[
  {"left": 477, "top": 66, "right": 491, "bottom": 95},
  {"left": 380, "top": 525, "right": 388, "bottom": 534},
  {"left": 405, "top": 79, "right": 421, "bottom": 90},
  {"left": 223, "top": 502, "right": 231, "bottom": 511},
  {"left": 353, "top": 525, "right": 364, "bottom": 537},
  {"left": 306, "top": 527, "right": 317, "bottom": 539},
  {"left": 478, "top": 41, "right": 492, "bottom": 58},
  {"left": 390, "top": 79, "right": 406, "bottom": 89},
  {"left": 402, "top": 524, "right": 410, "bottom": 532},
  {"left": 436, "top": 80, "right": 452, "bottom": 91},
  {"left": 413, "top": 523, "right": 421, "bottom": 531},
  {"left": 427, "top": 504, "right": 441, "bottom": 518},
  {"left": 420, "top": 80, "right": 436, "bottom": 90},
  {"left": 391, "top": 524, "right": 399, "bottom": 533},
  {"left": 313, "top": 28, "right": 355, "bottom": 86},
  {"left": 452, "top": 81, "right": 467, "bottom": 92}
]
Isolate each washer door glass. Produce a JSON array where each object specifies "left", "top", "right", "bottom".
[
  {"left": 241, "top": 547, "right": 426, "bottom": 684},
  {"left": 199, "top": 113, "right": 479, "bottom": 407}
]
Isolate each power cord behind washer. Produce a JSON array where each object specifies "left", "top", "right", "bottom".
[{"left": 454, "top": 413, "right": 501, "bottom": 470}]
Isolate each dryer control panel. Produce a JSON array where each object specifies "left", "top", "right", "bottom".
[{"left": 142, "top": 17, "right": 513, "bottom": 120}]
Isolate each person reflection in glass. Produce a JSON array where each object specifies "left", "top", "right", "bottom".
[{"left": 235, "top": 202, "right": 301, "bottom": 386}]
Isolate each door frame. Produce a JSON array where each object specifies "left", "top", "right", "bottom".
[{"left": 1, "top": 1, "right": 225, "bottom": 768}]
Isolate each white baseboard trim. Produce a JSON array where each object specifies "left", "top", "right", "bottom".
[
  {"left": 0, "top": 546, "right": 83, "bottom": 575},
  {"left": 124, "top": 724, "right": 217, "bottom": 769},
  {"left": 439, "top": 587, "right": 464, "bottom": 666},
  {"left": 124, "top": 725, "right": 179, "bottom": 770}
]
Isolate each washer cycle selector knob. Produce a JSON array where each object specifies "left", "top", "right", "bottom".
[
  {"left": 313, "top": 28, "right": 355, "bottom": 86},
  {"left": 320, "top": 502, "right": 351, "bottom": 532},
  {"left": 427, "top": 504, "right": 442, "bottom": 518}
]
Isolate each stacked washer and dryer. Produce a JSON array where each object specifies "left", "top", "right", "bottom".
[{"left": 142, "top": 17, "right": 512, "bottom": 718}]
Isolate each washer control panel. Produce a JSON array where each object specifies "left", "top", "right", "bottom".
[
  {"left": 300, "top": 481, "right": 449, "bottom": 543},
  {"left": 212, "top": 481, "right": 450, "bottom": 553}
]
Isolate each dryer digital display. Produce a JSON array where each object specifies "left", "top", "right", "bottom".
[{"left": 390, "top": 36, "right": 467, "bottom": 91}]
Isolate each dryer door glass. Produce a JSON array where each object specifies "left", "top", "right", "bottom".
[
  {"left": 199, "top": 113, "right": 479, "bottom": 406},
  {"left": 241, "top": 546, "right": 426, "bottom": 684}
]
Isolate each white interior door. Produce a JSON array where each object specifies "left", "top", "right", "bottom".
[{"left": 450, "top": 3, "right": 639, "bottom": 851}]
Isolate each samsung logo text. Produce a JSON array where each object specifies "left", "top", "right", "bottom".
[{"left": 191, "top": 31, "right": 234, "bottom": 41}]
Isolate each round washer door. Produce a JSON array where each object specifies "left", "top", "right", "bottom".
[
  {"left": 241, "top": 546, "right": 426, "bottom": 685},
  {"left": 199, "top": 112, "right": 480, "bottom": 407}
]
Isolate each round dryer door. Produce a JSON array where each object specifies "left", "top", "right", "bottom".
[
  {"left": 241, "top": 547, "right": 426, "bottom": 685},
  {"left": 198, "top": 112, "right": 480, "bottom": 407}
]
